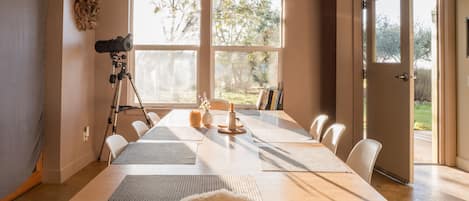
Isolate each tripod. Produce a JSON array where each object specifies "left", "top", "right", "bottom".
[{"left": 97, "top": 52, "right": 152, "bottom": 161}]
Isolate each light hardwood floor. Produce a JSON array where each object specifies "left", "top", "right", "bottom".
[
  {"left": 13, "top": 163, "right": 469, "bottom": 201},
  {"left": 372, "top": 165, "right": 469, "bottom": 201},
  {"left": 14, "top": 162, "right": 107, "bottom": 201}
]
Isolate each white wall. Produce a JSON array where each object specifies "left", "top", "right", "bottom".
[
  {"left": 43, "top": 0, "right": 96, "bottom": 183},
  {"left": 59, "top": 0, "right": 96, "bottom": 181},
  {"left": 283, "top": 0, "right": 333, "bottom": 129}
]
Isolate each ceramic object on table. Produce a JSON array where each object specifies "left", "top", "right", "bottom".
[{"left": 202, "top": 110, "right": 213, "bottom": 127}]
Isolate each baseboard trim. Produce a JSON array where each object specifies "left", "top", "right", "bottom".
[
  {"left": 456, "top": 156, "right": 469, "bottom": 172},
  {"left": 60, "top": 151, "right": 95, "bottom": 183},
  {"left": 374, "top": 167, "right": 410, "bottom": 184},
  {"left": 42, "top": 168, "right": 61, "bottom": 184}
]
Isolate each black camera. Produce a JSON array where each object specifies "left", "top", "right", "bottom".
[{"left": 95, "top": 34, "right": 133, "bottom": 53}]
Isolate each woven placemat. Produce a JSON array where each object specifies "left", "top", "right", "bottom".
[
  {"left": 112, "top": 142, "right": 197, "bottom": 165},
  {"left": 259, "top": 143, "right": 351, "bottom": 172},
  {"left": 141, "top": 127, "right": 207, "bottom": 141},
  {"left": 109, "top": 175, "right": 263, "bottom": 201}
]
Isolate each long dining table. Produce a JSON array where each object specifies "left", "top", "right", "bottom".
[{"left": 71, "top": 109, "right": 385, "bottom": 201}]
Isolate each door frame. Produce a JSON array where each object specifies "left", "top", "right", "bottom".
[
  {"left": 350, "top": 0, "right": 457, "bottom": 166},
  {"left": 437, "top": 0, "right": 457, "bottom": 166}
]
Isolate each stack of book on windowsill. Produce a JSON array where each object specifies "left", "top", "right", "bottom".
[{"left": 256, "top": 83, "right": 284, "bottom": 111}]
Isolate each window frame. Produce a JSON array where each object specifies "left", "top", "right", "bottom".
[
  {"left": 129, "top": 0, "right": 284, "bottom": 108},
  {"left": 210, "top": 0, "right": 284, "bottom": 108},
  {"left": 129, "top": 0, "right": 202, "bottom": 107}
]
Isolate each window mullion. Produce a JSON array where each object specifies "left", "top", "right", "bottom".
[{"left": 199, "top": 0, "right": 212, "bottom": 101}]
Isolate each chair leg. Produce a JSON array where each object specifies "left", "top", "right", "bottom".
[{"left": 107, "top": 152, "right": 112, "bottom": 167}]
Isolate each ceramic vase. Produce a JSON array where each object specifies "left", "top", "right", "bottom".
[{"left": 202, "top": 110, "right": 213, "bottom": 127}]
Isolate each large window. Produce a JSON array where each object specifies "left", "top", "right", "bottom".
[
  {"left": 212, "top": 0, "right": 282, "bottom": 104},
  {"left": 132, "top": 0, "right": 282, "bottom": 106},
  {"left": 133, "top": 0, "right": 200, "bottom": 104}
]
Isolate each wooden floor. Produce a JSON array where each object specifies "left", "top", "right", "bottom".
[
  {"left": 14, "top": 163, "right": 469, "bottom": 201},
  {"left": 14, "top": 162, "right": 107, "bottom": 201},
  {"left": 372, "top": 165, "right": 469, "bottom": 201}
]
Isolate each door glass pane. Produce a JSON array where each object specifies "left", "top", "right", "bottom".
[
  {"left": 135, "top": 50, "right": 197, "bottom": 104},
  {"left": 375, "top": 0, "right": 401, "bottom": 63},
  {"left": 214, "top": 51, "right": 279, "bottom": 104}
]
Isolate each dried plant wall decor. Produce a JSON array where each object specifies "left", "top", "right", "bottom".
[{"left": 74, "top": 0, "right": 100, "bottom": 31}]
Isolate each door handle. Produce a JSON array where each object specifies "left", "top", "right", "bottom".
[{"left": 394, "top": 73, "right": 410, "bottom": 81}]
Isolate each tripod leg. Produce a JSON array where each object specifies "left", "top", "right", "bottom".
[
  {"left": 97, "top": 108, "right": 113, "bottom": 161},
  {"left": 98, "top": 79, "right": 121, "bottom": 161},
  {"left": 128, "top": 73, "right": 153, "bottom": 127},
  {"left": 98, "top": 121, "right": 110, "bottom": 161},
  {"left": 112, "top": 77, "right": 124, "bottom": 133}
]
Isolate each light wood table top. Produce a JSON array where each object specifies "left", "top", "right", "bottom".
[{"left": 71, "top": 110, "right": 385, "bottom": 201}]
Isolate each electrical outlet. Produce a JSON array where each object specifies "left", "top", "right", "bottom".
[{"left": 83, "top": 126, "right": 90, "bottom": 142}]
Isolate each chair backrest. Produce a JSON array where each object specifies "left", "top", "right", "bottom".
[
  {"left": 321, "top": 123, "right": 346, "bottom": 154},
  {"left": 131, "top": 120, "right": 149, "bottom": 138},
  {"left": 346, "top": 139, "right": 382, "bottom": 183},
  {"left": 210, "top": 99, "right": 230, "bottom": 111},
  {"left": 147, "top": 112, "right": 161, "bottom": 126},
  {"left": 105, "top": 134, "right": 128, "bottom": 159},
  {"left": 309, "top": 114, "right": 329, "bottom": 141}
]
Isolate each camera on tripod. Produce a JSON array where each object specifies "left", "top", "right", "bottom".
[
  {"left": 95, "top": 34, "right": 133, "bottom": 85},
  {"left": 94, "top": 34, "right": 152, "bottom": 161},
  {"left": 95, "top": 34, "right": 133, "bottom": 53}
]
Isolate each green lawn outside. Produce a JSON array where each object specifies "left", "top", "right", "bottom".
[{"left": 414, "top": 102, "right": 432, "bottom": 131}]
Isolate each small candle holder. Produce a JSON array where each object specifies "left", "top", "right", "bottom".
[{"left": 189, "top": 110, "right": 201, "bottom": 128}]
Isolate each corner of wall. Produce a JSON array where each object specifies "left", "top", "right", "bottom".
[
  {"left": 456, "top": 156, "right": 469, "bottom": 172},
  {"left": 43, "top": 0, "right": 98, "bottom": 183},
  {"left": 42, "top": 169, "right": 62, "bottom": 184},
  {"left": 43, "top": 0, "right": 65, "bottom": 184},
  {"left": 58, "top": 0, "right": 98, "bottom": 182}
]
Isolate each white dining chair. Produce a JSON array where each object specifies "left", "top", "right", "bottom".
[
  {"left": 131, "top": 120, "right": 149, "bottom": 138},
  {"left": 105, "top": 134, "right": 128, "bottom": 164},
  {"left": 309, "top": 114, "right": 329, "bottom": 141},
  {"left": 147, "top": 112, "right": 161, "bottom": 126},
  {"left": 210, "top": 99, "right": 230, "bottom": 111},
  {"left": 346, "top": 139, "right": 382, "bottom": 183},
  {"left": 321, "top": 123, "right": 346, "bottom": 154}
]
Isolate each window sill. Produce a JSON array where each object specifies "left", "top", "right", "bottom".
[{"left": 123, "top": 103, "right": 257, "bottom": 115}]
